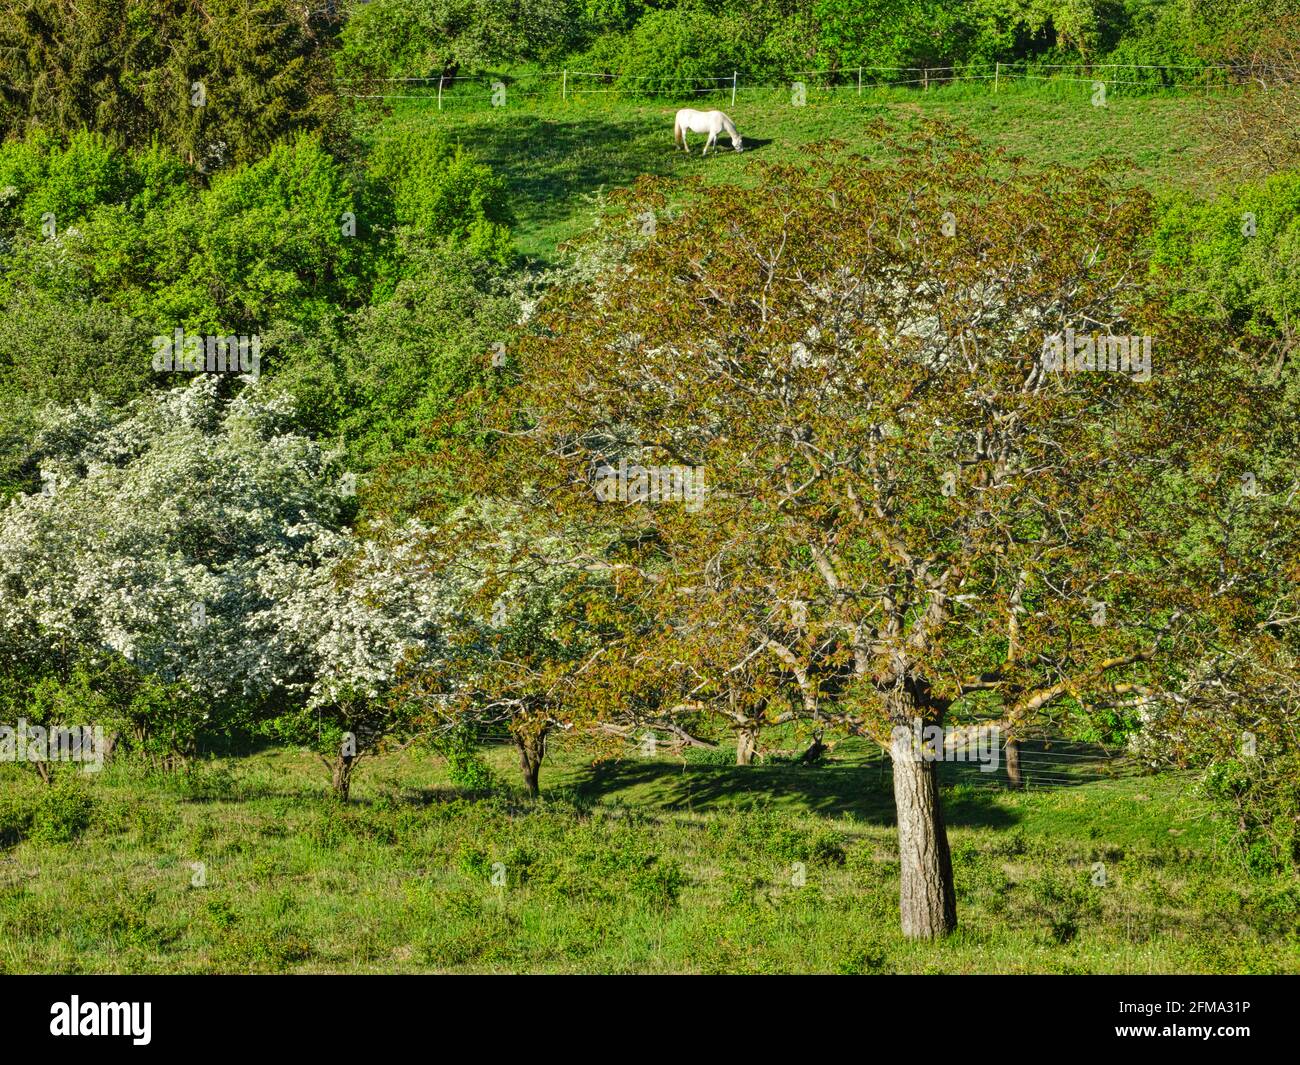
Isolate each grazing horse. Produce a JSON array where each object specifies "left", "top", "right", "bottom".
[{"left": 673, "top": 109, "right": 743, "bottom": 155}]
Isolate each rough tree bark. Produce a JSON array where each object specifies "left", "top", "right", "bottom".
[
  {"left": 1005, "top": 736, "right": 1023, "bottom": 788},
  {"left": 331, "top": 752, "right": 355, "bottom": 803},
  {"left": 515, "top": 729, "right": 546, "bottom": 797},
  {"left": 887, "top": 687, "right": 957, "bottom": 939},
  {"left": 735, "top": 726, "right": 759, "bottom": 765}
]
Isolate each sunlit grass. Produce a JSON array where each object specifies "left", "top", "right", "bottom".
[
  {"left": 1, "top": 741, "right": 1293, "bottom": 974},
  {"left": 362, "top": 81, "right": 1223, "bottom": 261}
]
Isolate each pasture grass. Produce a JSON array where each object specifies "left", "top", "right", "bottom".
[
  {"left": 1, "top": 739, "right": 1295, "bottom": 974},
  {"left": 367, "top": 80, "right": 1226, "bottom": 261}
]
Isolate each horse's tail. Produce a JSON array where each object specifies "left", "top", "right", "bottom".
[{"left": 673, "top": 113, "right": 683, "bottom": 147}]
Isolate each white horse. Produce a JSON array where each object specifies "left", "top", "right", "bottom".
[{"left": 673, "top": 109, "right": 743, "bottom": 155}]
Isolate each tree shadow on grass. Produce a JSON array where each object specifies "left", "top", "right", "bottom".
[
  {"left": 448, "top": 114, "right": 684, "bottom": 254},
  {"left": 563, "top": 758, "right": 1019, "bottom": 829}
]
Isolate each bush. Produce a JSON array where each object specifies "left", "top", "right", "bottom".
[
  {"left": 1202, "top": 754, "right": 1300, "bottom": 875},
  {"left": 364, "top": 129, "right": 514, "bottom": 269},
  {"left": 29, "top": 779, "right": 96, "bottom": 844},
  {"left": 1152, "top": 172, "right": 1300, "bottom": 351},
  {"left": 267, "top": 239, "right": 520, "bottom": 488},
  {"left": 437, "top": 728, "right": 500, "bottom": 792},
  {"left": 146, "top": 132, "right": 362, "bottom": 333},
  {"left": 615, "top": 9, "right": 756, "bottom": 97}
]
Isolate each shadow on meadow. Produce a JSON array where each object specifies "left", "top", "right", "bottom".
[
  {"left": 447, "top": 114, "right": 683, "bottom": 243},
  {"left": 442, "top": 111, "right": 782, "bottom": 260},
  {"left": 563, "top": 757, "right": 1022, "bottom": 830}
]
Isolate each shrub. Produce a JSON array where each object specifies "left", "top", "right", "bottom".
[
  {"left": 1152, "top": 172, "right": 1300, "bottom": 350},
  {"left": 615, "top": 9, "right": 755, "bottom": 97},
  {"left": 436, "top": 727, "right": 500, "bottom": 792},
  {"left": 1201, "top": 754, "right": 1300, "bottom": 875},
  {"left": 365, "top": 130, "right": 514, "bottom": 267},
  {"left": 29, "top": 779, "right": 96, "bottom": 844}
]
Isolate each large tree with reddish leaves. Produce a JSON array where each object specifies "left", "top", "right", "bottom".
[{"left": 481, "top": 130, "right": 1288, "bottom": 938}]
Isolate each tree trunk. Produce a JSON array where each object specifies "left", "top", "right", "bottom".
[
  {"left": 799, "top": 728, "right": 827, "bottom": 764},
  {"left": 887, "top": 686, "right": 958, "bottom": 940},
  {"left": 331, "top": 753, "right": 354, "bottom": 803},
  {"left": 515, "top": 731, "right": 545, "bottom": 797},
  {"left": 735, "top": 726, "right": 758, "bottom": 765},
  {"left": 1005, "top": 737, "right": 1023, "bottom": 789},
  {"left": 890, "top": 749, "right": 957, "bottom": 938}
]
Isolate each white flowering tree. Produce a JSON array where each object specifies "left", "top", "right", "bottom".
[
  {"left": 254, "top": 522, "right": 444, "bottom": 800},
  {"left": 0, "top": 378, "right": 445, "bottom": 790}
]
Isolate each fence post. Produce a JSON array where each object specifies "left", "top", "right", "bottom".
[
  {"left": 732, "top": 70, "right": 737, "bottom": 108},
  {"left": 562, "top": 69, "right": 567, "bottom": 103},
  {"left": 994, "top": 61, "right": 1000, "bottom": 94},
  {"left": 437, "top": 74, "right": 443, "bottom": 111},
  {"left": 858, "top": 66, "right": 862, "bottom": 95},
  {"left": 923, "top": 67, "right": 930, "bottom": 91}
]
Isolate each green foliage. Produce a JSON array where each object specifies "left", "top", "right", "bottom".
[
  {"left": 1202, "top": 754, "right": 1300, "bottom": 875},
  {"left": 267, "top": 239, "right": 520, "bottom": 484},
  {"left": 0, "top": 0, "right": 339, "bottom": 167},
  {"left": 0, "top": 125, "right": 515, "bottom": 495},
  {"left": 682, "top": 743, "right": 737, "bottom": 765},
  {"left": 29, "top": 658, "right": 203, "bottom": 761},
  {"left": 712, "top": 805, "right": 847, "bottom": 867},
  {"left": 1152, "top": 172, "right": 1300, "bottom": 350},
  {"left": 0, "top": 131, "right": 131, "bottom": 233},
  {"left": 146, "top": 132, "right": 362, "bottom": 332},
  {"left": 29, "top": 779, "right": 97, "bottom": 844},
  {"left": 364, "top": 129, "right": 514, "bottom": 269},
  {"left": 614, "top": 8, "right": 755, "bottom": 95},
  {"left": 435, "top": 726, "right": 500, "bottom": 791},
  {"left": 0, "top": 131, "right": 359, "bottom": 332},
  {"left": 336, "top": 0, "right": 583, "bottom": 83}
]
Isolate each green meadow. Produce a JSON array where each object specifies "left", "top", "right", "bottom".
[
  {"left": 382, "top": 80, "right": 1226, "bottom": 260},
  {"left": 2, "top": 733, "right": 1296, "bottom": 974}
]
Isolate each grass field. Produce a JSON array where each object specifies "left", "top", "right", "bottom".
[
  {"left": 2, "top": 737, "right": 1297, "bottom": 975},
  {"left": 371, "top": 81, "right": 1228, "bottom": 260}
]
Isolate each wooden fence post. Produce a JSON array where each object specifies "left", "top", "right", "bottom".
[{"left": 731, "top": 71, "right": 737, "bottom": 107}]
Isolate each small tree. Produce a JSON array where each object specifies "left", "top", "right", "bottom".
[
  {"left": 0, "top": 378, "right": 344, "bottom": 754},
  {"left": 405, "top": 498, "right": 622, "bottom": 797},
  {"left": 0, "top": 377, "right": 444, "bottom": 791},
  {"left": 256, "top": 523, "right": 444, "bottom": 802}
]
